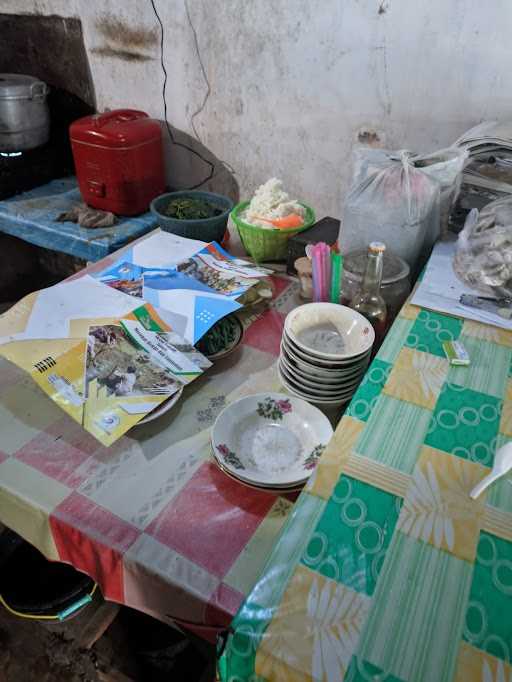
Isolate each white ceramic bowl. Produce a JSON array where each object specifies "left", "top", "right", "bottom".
[
  {"left": 279, "top": 356, "right": 366, "bottom": 392},
  {"left": 135, "top": 387, "right": 183, "bottom": 425},
  {"left": 282, "top": 336, "right": 370, "bottom": 374},
  {"left": 284, "top": 303, "right": 375, "bottom": 361},
  {"left": 278, "top": 365, "right": 358, "bottom": 400},
  {"left": 283, "top": 330, "right": 371, "bottom": 367},
  {"left": 212, "top": 448, "right": 307, "bottom": 491},
  {"left": 279, "top": 361, "right": 362, "bottom": 398},
  {"left": 280, "top": 344, "right": 369, "bottom": 384},
  {"left": 278, "top": 369, "right": 353, "bottom": 406},
  {"left": 211, "top": 392, "right": 333, "bottom": 486}
]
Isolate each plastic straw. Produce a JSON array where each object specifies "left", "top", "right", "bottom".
[
  {"left": 318, "top": 244, "right": 325, "bottom": 301},
  {"left": 311, "top": 244, "right": 322, "bottom": 302},
  {"left": 311, "top": 242, "right": 333, "bottom": 302},
  {"left": 330, "top": 252, "right": 341, "bottom": 303},
  {"left": 322, "top": 243, "right": 331, "bottom": 302},
  {"left": 339, "top": 254, "right": 344, "bottom": 299}
]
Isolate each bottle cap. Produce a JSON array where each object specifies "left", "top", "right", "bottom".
[{"left": 369, "top": 241, "right": 386, "bottom": 253}]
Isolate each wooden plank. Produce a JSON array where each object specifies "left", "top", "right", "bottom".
[{"left": 78, "top": 601, "right": 120, "bottom": 650}]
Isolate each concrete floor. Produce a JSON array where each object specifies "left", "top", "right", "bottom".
[
  {"left": 0, "top": 607, "right": 134, "bottom": 681},
  {"left": 0, "top": 605, "right": 214, "bottom": 682}
]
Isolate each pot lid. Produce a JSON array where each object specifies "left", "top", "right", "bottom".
[
  {"left": 0, "top": 74, "right": 48, "bottom": 100},
  {"left": 344, "top": 248, "right": 410, "bottom": 285}
]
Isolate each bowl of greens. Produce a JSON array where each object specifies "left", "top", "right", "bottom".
[
  {"left": 150, "top": 190, "right": 234, "bottom": 241},
  {"left": 195, "top": 314, "right": 244, "bottom": 360}
]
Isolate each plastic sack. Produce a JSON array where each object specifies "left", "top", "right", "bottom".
[
  {"left": 412, "top": 147, "right": 468, "bottom": 234},
  {"left": 453, "top": 198, "right": 512, "bottom": 297},
  {"left": 341, "top": 149, "right": 441, "bottom": 272},
  {"left": 348, "top": 147, "right": 467, "bottom": 235}
]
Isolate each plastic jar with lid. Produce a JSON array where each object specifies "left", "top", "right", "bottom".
[{"left": 340, "top": 248, "right": 411, "bottom": 320}]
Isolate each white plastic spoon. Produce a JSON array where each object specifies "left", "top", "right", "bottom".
[{"left": 470, "top": 442, "right": 512, "bottom": 500}]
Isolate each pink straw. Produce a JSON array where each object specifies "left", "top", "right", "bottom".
[
  {"left": 312, "top": 244, "right": 322, "bottom": 302},
  {"left": 310, "top": 242, "right": 332, "bottom": 302},
  {"left": 322, "top": 243, "right": 331, "bottom": 302}
]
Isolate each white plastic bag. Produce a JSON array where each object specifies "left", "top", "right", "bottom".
[
  {"left": 412, "top": 147, "right": 468, "bottom": 234},
  {"left": 341, "top": 149, "right": 441, "bottom": 271},
  {"left": 453, "top": 198, "right": 512, "bottom": 297}
]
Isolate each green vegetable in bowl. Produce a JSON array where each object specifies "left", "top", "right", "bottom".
[
  {"left": 163, "top": 197, "right": 223, "bottom": 220},
  {"left": 196, "top": 316, "right": 242, "bottom": 357}
]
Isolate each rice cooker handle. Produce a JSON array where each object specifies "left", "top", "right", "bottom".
[
  {"left": 30, "top": 82, "right": 48, "bottom": 100},
  {"left": 92, "top": 110, "right": 145, "bottom": 128}
]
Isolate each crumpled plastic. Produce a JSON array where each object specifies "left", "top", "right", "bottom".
[
  {"left": 453, "top": 198, "right": 512, "bottom": 298},
  {"left": 57, "top": 202, "right": 117, "bottom": 228}
]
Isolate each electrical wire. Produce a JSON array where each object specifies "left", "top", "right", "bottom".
[
  {"left": 184, "top": 0, "right": 211, "bottom": 142},
  {"left": 149, "top": 0, "right": 215, "bottom": 190}
]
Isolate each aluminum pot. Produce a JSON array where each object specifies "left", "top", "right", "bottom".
[{"left": 0, "top": 74, "right": 50, "bottom": 151}]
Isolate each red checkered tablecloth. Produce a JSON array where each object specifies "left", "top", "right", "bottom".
[{"left": 0, "top": 249, "right": 304, "bottom": 639}]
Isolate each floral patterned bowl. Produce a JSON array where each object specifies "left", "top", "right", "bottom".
[{"left": 211, "top": 392, "right": 333, "bottom": 487}]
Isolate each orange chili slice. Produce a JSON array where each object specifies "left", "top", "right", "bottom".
[
  {"left": 269, "top": 214, "right": 304, "bottom": 229},
  {"left": 251, "top": 213, "right": 304, "bottom": 229}
]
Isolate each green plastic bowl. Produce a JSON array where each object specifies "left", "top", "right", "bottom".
[
  {"left": 231, "top": 201, "right": 315, "bottom": 262},
  {"left": 150, "top": 190, "right": 234, "bottom": 242}
]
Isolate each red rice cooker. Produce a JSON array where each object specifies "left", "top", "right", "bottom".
[{"left": 70, "top": 109, "right": 165, "bottom": 216}]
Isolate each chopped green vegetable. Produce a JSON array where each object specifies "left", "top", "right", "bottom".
[
  {"left": 196, "top": 316, "right": 240, "bottom": 356},
  {"left": 163, "top": 197, "right": 223, "bottom": 220}
]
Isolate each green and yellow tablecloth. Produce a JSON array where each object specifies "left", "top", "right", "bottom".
[{"left": 219, "top": 301, "right": 512, "bottom": 682}]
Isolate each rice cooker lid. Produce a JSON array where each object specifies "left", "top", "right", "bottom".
[
  {"left": 0, "top": 74, "right": 48, "bottom": 100},
  {"left": 344, "top": 249, "right": 410, "bottom": 285}
]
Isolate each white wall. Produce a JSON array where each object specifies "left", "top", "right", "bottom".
[{"left": 2, "top": 0, "right": 512, "bottom": 218}]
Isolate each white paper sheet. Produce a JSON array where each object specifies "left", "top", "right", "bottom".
[
  {"left": 130, "top": 232, "right": 206, "bottom": 268},
  {"left": 411, "top": 239, "right": 512, "bottom": 330},
  {"left": 0, "top": 275, "right": 142, "bottom": 345}
]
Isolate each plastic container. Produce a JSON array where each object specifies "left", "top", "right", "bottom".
[
  {"left": 340, "top": 248, "right": 410, "bottom": 320},
  {"left": 295, "top": 256, "right": 313, "bottom": 300},
  {"left": 150, "top": 190, "right": 233, "bottom": 242},
  {"left": 70, "top": 109, "right": 165, "bottom": 215},
  {"left": 231, "top": 201, "right": 315, "bottom": 262}
]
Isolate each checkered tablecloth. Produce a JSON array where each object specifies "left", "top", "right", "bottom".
[
  {"left": 0, "top": 260, "right": 304, "bottom": 639},
  {"left": 219, "top": 301, "right": 512, "bottom": 680}
]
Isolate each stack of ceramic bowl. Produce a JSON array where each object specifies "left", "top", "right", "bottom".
[
  {"left": 278, "top": 303, "right": 375, "bottom": 407},
  {"left": 211, "top": 393, "right": 333, "bottom": 492}
]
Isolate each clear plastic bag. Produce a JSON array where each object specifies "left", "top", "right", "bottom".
[
  {"left": 341, "top": 149, "right": 441, "bottom": 272},
  {"left": 453, "top": 198, "right": 512, "bottom": 297}
]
